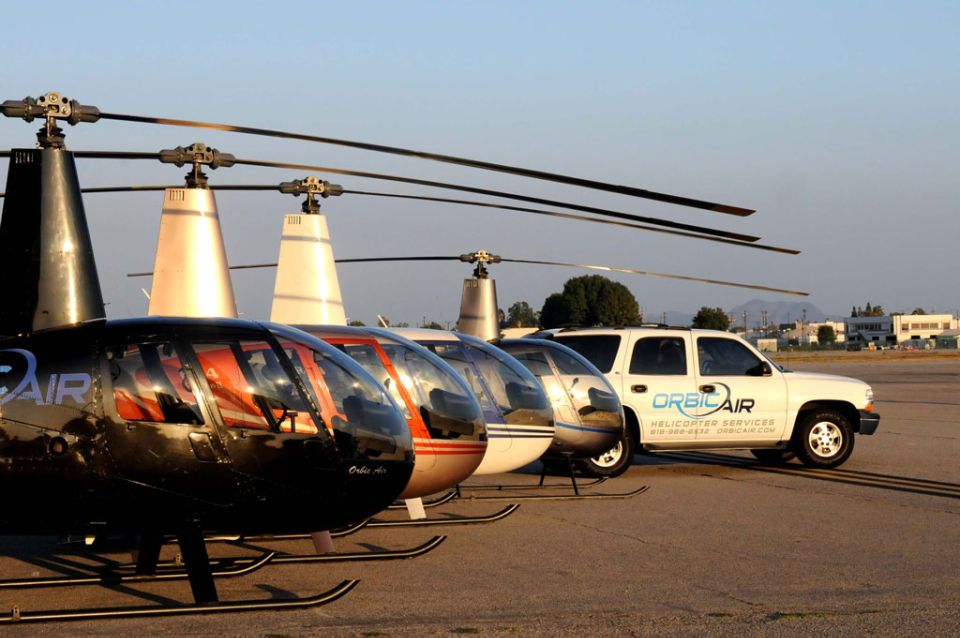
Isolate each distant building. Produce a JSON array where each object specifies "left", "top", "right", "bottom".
[
  {"left": 845, "top": 314, "right": 958, "bottom": 347},
  {"left": 936, "top": 329, "right": 960, "bottom": 349},
  {"left": 754, "top": 338, "right": 778, "bottom": 352},
  {"left": 845, "top": 316, "right": 895, "bottom": 347},
  {"left": 892, "top": 314, "right": 958, "bottom": 343},
  {"left": 782, "top": 320, "right": 845, "bottom": 345}
]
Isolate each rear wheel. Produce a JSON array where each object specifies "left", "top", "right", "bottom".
[
  {"left": 577, "top": 429, "right": 636, "bottom": 478},
  {"left": 750, "top": 448, "right": 795, "bottom": 464},
  {"left": 792, "top": 409, "right": 854, "bottom": 468}
]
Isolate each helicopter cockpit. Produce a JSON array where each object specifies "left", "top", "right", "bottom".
[
  {"left": 496, "top": 338, "right": 623, "bottom": 457},
  {"left": 294, "top": 325, "right": 487, "bottom": 498},
  {"left": 103, "top": 322, "right": 413, "bottom": 464}
]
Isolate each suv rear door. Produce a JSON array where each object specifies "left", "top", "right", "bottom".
[{"left": 621, "top": 331, "right": 701, "bottom": 448}]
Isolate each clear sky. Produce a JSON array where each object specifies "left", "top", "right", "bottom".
[{"left": 1, "top": 1, "right": 957, "bottom": 325}]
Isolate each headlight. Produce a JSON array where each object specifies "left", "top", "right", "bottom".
[{"left": 865, "top": 387, "right": 874, "bottom": 411}]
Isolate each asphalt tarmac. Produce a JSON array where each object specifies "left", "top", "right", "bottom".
[{"left": 1, "top": 355, "right": 957, "bottom": 636}]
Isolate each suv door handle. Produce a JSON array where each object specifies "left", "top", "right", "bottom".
[
  {"left": 699, "top": 385, "right": 716, "bottom": 394},
  {"left": 631, "top": 384, "right": 648, "bottom": 393}
]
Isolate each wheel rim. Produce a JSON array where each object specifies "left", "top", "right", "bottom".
[
  {"left": 808, "top": 421, "right": 843, "bottom": 458},
  {"left": 591, "top": 440, "right": 624, "bottom": 468}
]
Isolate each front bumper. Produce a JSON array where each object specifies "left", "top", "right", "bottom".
[{"left": 858, "top": 409, "right": 880, "bottom": 435}]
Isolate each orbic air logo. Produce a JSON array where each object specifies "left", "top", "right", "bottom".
[
  {"left": 652, "top": 383, "right": 755, "bottom": 419},
  {"left": 0, "top": 349, "right": 92, "bottom": 406}
]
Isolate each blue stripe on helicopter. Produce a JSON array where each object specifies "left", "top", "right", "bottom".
[{"left": 555, "top": 421, "right": 620, "bottom": 435}]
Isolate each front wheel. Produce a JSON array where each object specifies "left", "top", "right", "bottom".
[
  {"left": 792, "top": 409, "right": 854, "bottom": 468},
  {"left": 576, "top": 430, "right": 636, "bottom": 478}
]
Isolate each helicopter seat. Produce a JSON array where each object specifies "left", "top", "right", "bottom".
[{"left": 505, "top": 381, "right": 541, "bottom": 411}]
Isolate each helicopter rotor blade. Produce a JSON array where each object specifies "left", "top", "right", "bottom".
[
  {"left": 205, "top": 254, "right": 808, "bottom": 296},
  {"left": 341, "top": 191, "right": 798, "bottom": 255},
  {"left": 497, "top": 257, "right": 808, "bottom": 296},
  {"left": 60, "top": 152, "right": 762, "bottom": 243},
  {"left": 11, "top": 180, "right": 796, "bottom": 253},
  {"left": 96, "top": 111, "right": 754, "bottom": 216}
]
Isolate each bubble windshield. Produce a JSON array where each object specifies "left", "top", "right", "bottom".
[
  {"left": 500, "top": 339, "right": 621, "bottom": 429},
  {"left": 267, "top": 326, "right": 412, "bottom": 462},
  {"left": 368, "top": 331, "right": 484, "bottom": 441},
  {"left": 417, "top": 333, "right": 551, "bottom": 425}
]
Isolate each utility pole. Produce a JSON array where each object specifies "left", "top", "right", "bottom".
[
  {"left": 801, "top": 308, "right": 807, "bottom": 346},
  {"left": 742, "top": 310, "right": 748, "bottom": 334}
]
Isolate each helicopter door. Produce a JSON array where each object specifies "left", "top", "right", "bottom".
[
  {"left": 509, "top": 348, "right": 581, "bottom": 442},
  {"left": 102, "top": 341, "right": 234, "bottom": 507},
  {"left": 189, "top": 340, "right": 335, "bottom": 498},
  {"left": 427, "top": 342, "right": 505, "bottom": 426}
]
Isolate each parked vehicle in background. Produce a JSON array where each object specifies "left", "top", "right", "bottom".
[{"left": 543, "top": 327, "right": 880, "bottom": 475}]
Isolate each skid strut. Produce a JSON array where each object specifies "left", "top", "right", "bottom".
[{"left": 387, "top": 490, "right": 457, "bottom": 509}]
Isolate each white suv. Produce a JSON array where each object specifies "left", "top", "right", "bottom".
[{"left": 547, "top": 327, "right": 880, "bottom": 476}]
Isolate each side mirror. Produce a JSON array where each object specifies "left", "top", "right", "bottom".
[{"left": 747, "top": 362, "right": 772, "bottom": 377}]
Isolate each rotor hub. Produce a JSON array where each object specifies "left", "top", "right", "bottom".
[
  {"left": 159, "top": 143, "right": 236, "bottom": 188},
  {"left": 458, "top": 250, "right": 501, "bottom": 278},
  {"left": 278, "top": 176, "right": 343, "bottom": 214},
  {"left": 0, "top": 92, "right": 101, "bottom": 149}
]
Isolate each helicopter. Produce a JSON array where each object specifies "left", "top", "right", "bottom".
[{"left": 0, "top": 93, "right": 418, "bottom": 620}]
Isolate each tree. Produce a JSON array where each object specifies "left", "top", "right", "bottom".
[
  {"left": 347, "top": 319, "right": 366, "bottom": 327},
  {"left": 691, "top": 307, "right": 730, "bottom": 331},
  {"left": 539, "top": 275, "right": 640, "bottom": 329},
  {"left": 850, "top": 305, "right": 858, "bottom": 318},
  {"left": 911, "top": 307, "right": 927, "bottom": 315},
  {"left": 539, "top": 293, "right": 569, "bottom": 329},
  {"left": 817, "top": 325, "right": 836, "bottom": 345},
  {"left": 420, "top": 320, "right": 444, "bottom": 330},
  {"left": 506, "top": 301, "right": 538, "bottom": 327}
]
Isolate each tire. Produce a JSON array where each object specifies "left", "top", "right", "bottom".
[
  {"left": 791, "top": 409, "right": 855, "bottom": 468},
  {"left": 750, "top": 448, "right": 795, "bottom": 465},
  {"left": 576, "top": 429, "right": 636, "bottom": 478}
]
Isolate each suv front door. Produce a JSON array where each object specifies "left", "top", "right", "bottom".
[{"left": 693, "top": 335, "right": 788, "bottom": 446}]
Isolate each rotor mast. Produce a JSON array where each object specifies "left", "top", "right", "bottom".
[
  {"left": 147, "top": 143, "right": 239, "bottom": 318},
  {"left": 0, "top": 92, "right": 105, "bottom": 335},
  {"left": 457, "top": 250, "right": 502, "bottom": 342},
  {"left": 269, "top": 176, "right": 348, "bottom": 326}
]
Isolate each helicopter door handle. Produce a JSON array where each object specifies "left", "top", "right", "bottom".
[
  {"left": 631, "top": 384, "right": 647, "bottom": 393},
  {"left": 700, "top": 385, "right": 716, "bottom": 394},
  {"left": 188, "top": 432, "right": 217, "bottom": 463}
]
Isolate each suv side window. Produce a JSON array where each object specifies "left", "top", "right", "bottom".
[
  {"left": 629, "top": 337, "right": 687, "bottom": 375},
  {"left": 697, "top": 337, "right": 764, "bottom": 376},
  {"left": 553, "top": 335, "right": 621, "bottom": 373}
]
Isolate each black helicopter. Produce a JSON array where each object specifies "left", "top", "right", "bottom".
[{"left": 0, "top": 94, "right": 415, "bottom": 620}]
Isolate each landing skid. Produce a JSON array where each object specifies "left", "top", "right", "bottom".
[
  {"left": 0, "top": 579, "right": 359, "bottom": 624},
  {"left": 0, "top": 522, "right": 362, "bottom": 624},
  {"left": 457, "top": 456, "right": 645, "bottom": 501},
  {"left": 363, "top": 504, "right": 520, "bottom": 528},
  {"left": 456, "top": 485, "right": 650, "bottom": 502},
  {"left": 459, "top": 477, "right": 609, "bottom": 492},
  {"left": 0, "top": 536, "right": 446, "bottom": 591}
]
